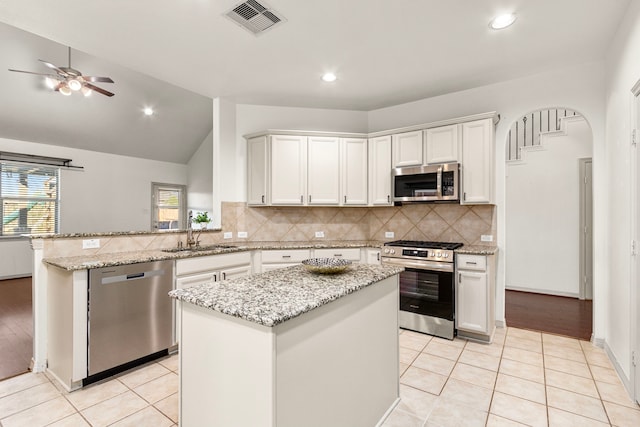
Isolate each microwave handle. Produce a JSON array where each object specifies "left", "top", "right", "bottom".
[{"left": 436, "top": 166, "right": 443, "bottom": 198}]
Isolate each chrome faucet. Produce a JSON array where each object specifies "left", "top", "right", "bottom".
[{"left": 186, "top": 210, "right": 195, "bottom": 248}]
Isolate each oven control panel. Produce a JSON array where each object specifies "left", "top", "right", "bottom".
[{"left": 382, "top": 247, "right": 454, "bottom": 262}]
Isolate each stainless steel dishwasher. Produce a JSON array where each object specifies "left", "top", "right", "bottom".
[{"left": 87, "top": 260, "right": 174, "bottom": 384}]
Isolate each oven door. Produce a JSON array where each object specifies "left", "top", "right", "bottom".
[{"left": 399, "top": 267, "right": 454, "bottom": 320}]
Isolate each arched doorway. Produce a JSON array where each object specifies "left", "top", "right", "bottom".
[{"left": 504, "top": 107, "right": 593, "bottom": 340}]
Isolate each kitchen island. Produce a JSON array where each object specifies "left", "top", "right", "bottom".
[{"left": 169, "top": 263, "right": 403, "bottom": 427}]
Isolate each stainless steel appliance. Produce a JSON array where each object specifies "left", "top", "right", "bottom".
[
  {"left": 381, "top": 240, "right": 463, "bottom": 339},
  {"left": 392, "top": 162, "right": 460, "bottom": 203},
  {"left": 86, "top": 260, "right": 174, "bottom": 385}
]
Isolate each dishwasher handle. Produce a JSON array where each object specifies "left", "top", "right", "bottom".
[{"left": 101, "top": 269, "right": 167, "bottom": 285}]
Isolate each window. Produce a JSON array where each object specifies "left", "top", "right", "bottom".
[
  {"left": 152, "top": 183, "right": 186, "bottom": 231},
  {"left": 0, "top": 163, "right": 59, "bottom": 236}
]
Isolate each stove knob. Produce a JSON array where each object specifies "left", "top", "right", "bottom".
[
  {"left": 391, "top": 249, "right": 396, "bottom": 254},
  {"left": 437, "top": 252, "right": 442, "bottom": 257},
  {"left": 384, "top": 248, "right": 390, "bottom": 254},
  {"left": 444, "top": 253, "right": 449, "bottom": 258}
]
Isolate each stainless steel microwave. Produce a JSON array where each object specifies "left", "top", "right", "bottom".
[{"left": 392, "top": 163, "right": 460, "bottom": 203}]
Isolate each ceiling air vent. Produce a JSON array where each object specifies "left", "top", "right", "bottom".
[{"left": 225, "top": 0, "right": 286, "bottom": 36}]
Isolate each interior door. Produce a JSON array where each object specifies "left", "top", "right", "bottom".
[{"left": 634, "top": 88, "right": 640, "bottom": 404}]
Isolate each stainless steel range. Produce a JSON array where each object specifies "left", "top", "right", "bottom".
[{"left": 381, "top": 240, "right": 463, "bottom": 340}]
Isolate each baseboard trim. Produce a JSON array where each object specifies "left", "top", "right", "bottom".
[
  {"left": 506, "top": 286, "right": 579, "bottom": 299},
  {"left": 603, "top": 341, "right": 634, "bottom": 400}
]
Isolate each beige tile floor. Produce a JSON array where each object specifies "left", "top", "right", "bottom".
[
  {"left": 0, "top": 354, "right": 178, "bottom": 427},
  {"left": 384, "top": 327, "right": 640, "bottom": 427},
  {"left": 1, "top": 327, "right": 640, "bottom": 426}
]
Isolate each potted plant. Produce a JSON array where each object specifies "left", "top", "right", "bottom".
[{"left": 192, "top": 211, "right": 211, "bottom": 229}]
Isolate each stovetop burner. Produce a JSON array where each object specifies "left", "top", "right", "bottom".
[{"left": 384, "top": 240, "right": 464, "bottom": 250}]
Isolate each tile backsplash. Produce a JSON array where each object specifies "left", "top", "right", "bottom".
[{"left": 222, "top": 202, "right": 496, "bottom": 246}]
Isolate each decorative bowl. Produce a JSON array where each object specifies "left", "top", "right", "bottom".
[{"left": 301, "top": 258, "right": 352, "bottom": 274}]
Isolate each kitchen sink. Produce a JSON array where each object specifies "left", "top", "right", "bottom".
[{"left": 162, "top": 244, "right": 236, "bottom": 253}]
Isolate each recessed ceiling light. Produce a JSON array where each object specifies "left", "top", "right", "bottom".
[
  {"left": 489, "top": 13, "right": 517, "bottom": 30},
  {"left": 322, "top": 73, "right": 337, "bottom": 82},
  {"left": 143, "top": 107, "right": 154, "bottom": 116}
]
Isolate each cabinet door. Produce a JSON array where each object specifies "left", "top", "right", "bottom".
[
  {"left": 247, "top": 136, "right": 268, "bottom": 205},
  {"left": 456, "top": 270, "right": 488, "bottom": 334},
  {"left": 307, "top": 136, "right": 340, "bottom": 205},
  {"left": 369, "top": 136, "right": 392, "bottom": 205},
  {"left": 366, "top": 249, "right": 381, "bottom": 265},
  {"left": 176, "top": 271, "right": 218, "bottom": 289},
  {"left": 392, "top": 130, "right": 423, "bottom": 167},
  {"left": 461, "top": 119, "right": 494, "bottom": 204},
  {"left": 425, "top": 125, "right": 460, "bottom": 164},
  {"left": 219, "top": 264, "right": 251, "bottom": 281},
  {"left": 271, "top": 135, "right": 307, "bottom": 205},
  {"left": 342, "top": 138, "right": 368, "bottom": 205}
]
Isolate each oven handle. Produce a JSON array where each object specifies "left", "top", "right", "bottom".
[
  {"left": 437, "top": 165, "right": 443, "bottom": 198},
  {"left": 381, "top": 257, "right": 454, "bottom": 273}
]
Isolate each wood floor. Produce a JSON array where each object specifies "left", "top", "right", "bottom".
[
  {"left": 505, "top": 289, "right": 593, "bottom": 340},
  {"left": 0, "top": 277, "right": 32, "bottom": 380}
]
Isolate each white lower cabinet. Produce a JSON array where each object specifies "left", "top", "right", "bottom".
[
  {"left": 175, "top": 252, "right": 252, "bottom": 342},
  {"left": 455, "top": 253, "right": 496, "bottom": 342},
  {"left": 366, "top": 248, "right": 381, "bottom": 265}
]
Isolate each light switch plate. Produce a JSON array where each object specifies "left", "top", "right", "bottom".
[
  {"left": 223, "top": 232, "right": 233, "bottom": 239},
  {"left": 385, "top": 231, "right": 395, "bottom": 238},
  {"left": 481, "top": 235, "right": 494, "bottom": 242},
  {"left": 315, "top": 231, "right": 325, "bottom": 238},
  {"left": 82, "top": 239, "right": 100, "bottom": 249},
  {"left": 237, "top": 231, "right": 248, "bottom": 238}
]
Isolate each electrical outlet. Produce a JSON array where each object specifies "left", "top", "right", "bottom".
[
  {"left": 237, "top": 231, "right": 248, "bottom": 238},
  {"left": 223, "top": 232, "right": 233, "bottom": 239},
  {"left": 82, "top": 239, "right": 100, "bottom": 249},
  {"left": 385, "top": 231, "right": 395, "bottom": 238},
  {"left": 481, "top": 235, "right": 494, "bottom": 242},
  {"left": 315, "top": 231, "right": 325, "bottom": 238}
]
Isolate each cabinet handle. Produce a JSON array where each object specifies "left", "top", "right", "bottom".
[
  {"left": 222, "top": 272, "right": 226, "bottom": 280},
  {"left": 377, "top": 253, "right": 380, "bottom": 261},
  {"left": 387, "top": 195, "right": 390, "bottom": 203},
  {"left": 282, "top": 255, "right": 291, "bottom": 259},
  {"left": 301, "top": 195, "right": 304, "bottom": 203},
  {"left": 213, "top": 273, "right": 218, "bottom": 282},
  {"left": 334, "top": 254, "right": 342, "bottom": 257},
  {"left": 466, "top": 261, "right": 477, "bottom": 265},
  {"left": 344, "top": 195, "right": 347, "bottom": 203},
  {"left": 261, "top": 195, "right": 265, "bottom": 203},
  {"left": 309, "top": 195, "right": 312, "bottom": 203},
  {"left": 464, "top": 192, "right": 467, "bottom": 201},
  {"left": 458, "top": 273, "right": 461, "bottom": 282}
]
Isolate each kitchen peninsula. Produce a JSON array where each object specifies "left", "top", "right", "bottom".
[{"left": 169, "top": 263, "right": 403, "bottom": 427}]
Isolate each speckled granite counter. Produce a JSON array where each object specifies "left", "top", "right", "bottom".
[
  {"left": 43, "top": 240, "right": 383, "bottom": 271},
  {"left": 169, "top": 263, "right": 403, "bottom": 327},
  {"left": 455, "top": 245, "right": 498, "bottom": 255}
]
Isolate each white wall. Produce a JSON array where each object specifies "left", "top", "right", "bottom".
[
  {"left": 187, "top": 129, "right": 213, "bottom": 214},
  {"left": 506, "top": 117, "right": 592, "bottom": 297},
  {"left": 603, "top": 0, "right": 640, "bottom": 388},
  {"left": 0, "top": 137, "right": 187, "bottom": 278},
  {"left": 367, "top": 62, "right": 607, "bottom": 334}
]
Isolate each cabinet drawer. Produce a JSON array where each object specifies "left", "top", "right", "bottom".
[
  {"left": 176, "top": 251, "right": 251, "bottom": 276},
  {"left": 313, "top": 248, "right": 361, "bottom": 261},
  {"left": 456, "top": 254, "right": 486, "bottom": 271},
  {"left": 261, "top": 249, "right": 311, "bottom": 263}
]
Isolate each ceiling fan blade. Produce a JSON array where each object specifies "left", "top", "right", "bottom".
[
  {"left": 38, "top": 59, "right": 67, "bottom": 75},
  {"left": 8, "top": 69, "right": 60, "bottom": 78},
  {"left": 84, "top": 82, "right": 115, "bottom": 97},
  {"left": 83, "top": 76, "right": 114, "bottom": 84}
]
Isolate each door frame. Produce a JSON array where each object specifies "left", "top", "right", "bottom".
[
  {"left": 631, "top": 79, "right": 640, "bottom": 404},
  {"left": 579, "top": 158, "right": 593, "bottom": 301}
]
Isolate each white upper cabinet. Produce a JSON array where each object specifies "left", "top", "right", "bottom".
[
  {"left": 307, "top": 136, "right": 341, "bottom": 205},
  {"left": 271, "top": 135, "right": 307, "bottom": 205},
  {"left": 342, "top": 138, "right": 368, "bottom": 205},
  {"left": 425, "top": 124, "right": 460, "bottom": 164},
  {"left": 392, "top": 130, "right": 423, "bottom": 167},
  {"left": 461, "top": 119, "right": 495, "bottom": 204},
  {"left": 247, "top": 136, "right": 268, "bottom": 206},
  {"left": 368, "top": 135, "right": 392, "bottom": 206}
]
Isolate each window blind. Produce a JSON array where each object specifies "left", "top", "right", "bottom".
[{"left": 0, "top": 162, "right": 60, "bottom": 236}]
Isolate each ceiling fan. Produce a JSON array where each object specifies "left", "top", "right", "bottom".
[{"left": 8, "top": 47, "right": 115, "bottom": 97}]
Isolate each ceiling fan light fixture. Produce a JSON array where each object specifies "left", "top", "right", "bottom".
[
  {"left": 58, "top": 84, "right": 72, "bottom": 96},
  {"left": 67, "top": 78, "right": 82, "bottom": 91},
  {"left": 322, "top": 72, "right": 337, "bottom": 82},
  {"left": 143, "top": 107, "right": 154, "bottom": 116},
  {"left": 81, "top": 86, "right": 92, "bottom": 97},
  {"left": 44, "top": 77, "right": 57, "bottom": 89}
]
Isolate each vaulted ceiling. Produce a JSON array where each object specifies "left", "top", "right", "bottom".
[{"left": 0, "top": 0, "right": 631, "bottom": 163}]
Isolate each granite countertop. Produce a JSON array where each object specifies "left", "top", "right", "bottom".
[
  {"left": 43, "top": 240, "right": 384, "bottom": 270},
  {"left": 169, "top": 263, "right": 404, "bottom": 327},
  {"left": 455, "top": 245, "right": 498, "bottom": 255}
]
